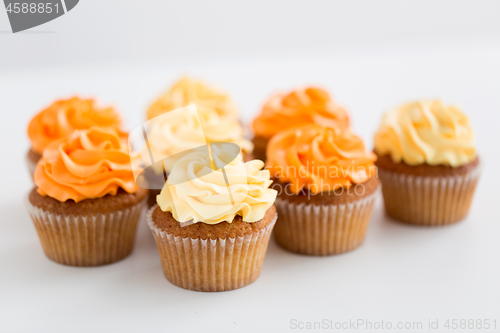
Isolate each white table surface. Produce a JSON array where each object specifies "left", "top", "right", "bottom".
[{"left": 1, "top": 44, "right": 499, "bottom": 333}]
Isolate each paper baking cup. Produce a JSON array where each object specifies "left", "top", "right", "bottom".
[
  {"left": 273, "top": 189, "right": 379, "bottom": 256},
  {"left": 25, "top": 196, "right": 146, "bottom": 266},
  {"left": 147, "top": 206, "right": 277, "bottom": 292},
  {"left": 378, "top": 164, "right": 481, "bottom": 226}
]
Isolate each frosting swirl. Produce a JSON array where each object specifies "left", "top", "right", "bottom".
[
  {"left": 157, "top": 151, "right": 277, "bottom": 224},
  {"left": 266, "top": 124, "right": 377, "bottom": 194},
  {"left": 252, "top": 87, "right": 350, "bottom": 139},
  {"left": 28, "top": 97, "right": 123, "bottom": 155},
  {"left": 145, "top": 105, "right": 252, "bottom": 173},
  {"left": 34, "top": 127, "right": 140, "bottom": 202},
  {"left": 147, "top": 77, "right": 238, "bottom": 120},
  {"left": 374, "top": 100, "right": 476, "bottom": 167}
]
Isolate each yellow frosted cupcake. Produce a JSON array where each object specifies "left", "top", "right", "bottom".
[
  {"left": 146, "top": 77, "right": 238, "bottom": 120},
  {"left": 147, "top": 150, "right": 277, "bottom": 291},
  {"left": 141, "top": 105, "right": 253, "bottom": 207},
  {"left": 374, "top": 100, "right": 481, "bottom": 226}
]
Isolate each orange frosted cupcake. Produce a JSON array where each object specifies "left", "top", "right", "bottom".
[
  {"left": 374, "top": 100, "right": 481, "bottom": 226},
  {"left": 252, "top": 87, "right": 350, "bottom": 162},
  {"left": 25, "top": 127, "right": 147, "bottom": 266},
  {"left": 147, "top": 150, "right": 277, "bottom": 291},
  {"left": 266, "top": 124, "right": 379, "bottom": 256},
  {"left": 146, "top": 77, "right": 238, "bottom": 120},
  {"left": 27, "top": 97, "right": 123, "bottom": 177}
]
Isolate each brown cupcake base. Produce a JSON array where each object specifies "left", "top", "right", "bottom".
[
  {"left": 251, "top": 135, "right": 269, "bottom": 162},
  {"left": 26, "top": 148, "right": 41, "bottom": 179},
  {"left": 375, "top": 155, "right": 481, "bottom": 226},
  {"left": 375, "top": 154, "right": 480, "bottom": 177},
  {"left": 26, "top": 188, "right": 148, "bottom": 266},
  {"left": 147, "top": 189, "right": 161, "bottom": 208},
  {"left": 242, "top": 152, "right": 254, "bottom": 162},
  {"left": 147, "top": 205, "right": 277, "bottom": 292},
  {"left": 272, "top": 176, "right": 379, "bottom": 205}
]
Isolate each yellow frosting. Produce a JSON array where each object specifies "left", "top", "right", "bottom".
[
  {"left": 157, "top": 151, "right": 277, "bottom": 224},
  {"left": 374, "top": 100, "right": 476, "bottom": 167},
  {"left": 147, "top": 77, "right": 238, "bottom": 120},
  {"left": 144, "top": 105, "right": 252, "bottom": 174}
]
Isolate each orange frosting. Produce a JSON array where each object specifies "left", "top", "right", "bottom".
[
  {"left": 266, "top": 124, "right": 377, "bottom": 194},
  {"left": 28, "top": 97, "right": 123, "bottom": 155},
  {"left": 34, "top": 127, "right": 139, "bottom": 202},
  {"left": 252, "top": 87, "right": 350, "bottom": 139}
]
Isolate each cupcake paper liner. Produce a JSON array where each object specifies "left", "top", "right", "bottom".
[
  {"left": 147, "top": 206, "right": 277, "bottom": 292},
  {"left": 25, "top": 195, "right": 146, "bottom": 266},
  {"left": 274, "top": 189, "right": 379, "bottom": 256},
  {"left": 378, "top": 163, "right": 481, "bottom": 226}
]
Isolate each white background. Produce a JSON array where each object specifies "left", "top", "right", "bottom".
[{"left": 0, "top": 1, "right": 499, "bottom": 332}]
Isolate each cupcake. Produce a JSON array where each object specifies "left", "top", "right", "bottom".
[
  {"left": 146, "top": 76, "right": 238, "bottom": 120},
  {"left": 25, "top": 127, "right": 148, "bottom": 266},
  {"left": 147, "top": 150, "right": 277, "bottom": 291},
  {"left": 27, "top": 97, "right": 123, "bottom": 177},
  {"left": 252, "top": 87, "right": 350, "bottom": 162},
  {"left": 266, "top": 124, "right": 379, "bottom": 256},
  {"left": 141, "top": 105, "right": 253, "bottom": 208},
  {"left": 374, "top": 100, "right": 481, "bottom": 226}
]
